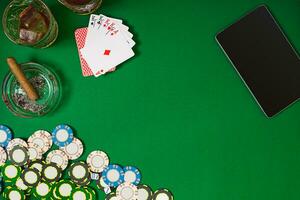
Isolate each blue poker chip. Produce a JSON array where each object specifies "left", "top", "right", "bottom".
[
  {"left": 102, "top": 164, "right": 124, "bottom": 188},
  {"left": 52, "top": 124, "right": 74, "bottom": 147},
  {"left": 0, "top": 125, "right": 12, "bottom": 148},
  {"left": 123, "top": 166, "right": 141, "bottom": 185}
]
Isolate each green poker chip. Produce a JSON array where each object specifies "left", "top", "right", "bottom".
[
  {"left": 2, "top": 186, "right": 25, "bottom": 200},
  {"left": 85, "top": 186, "right": 97, "bottom": 200},
  {"left": 32, "top": 182, "right": 52, "bottom": 198},
  {"left": 55, "top": 180, "right": 76, "bottom": 199},
  {"left": 70, "top": 187, "right": 90, "bottom": 200},
  {"left": 2, "top": 163, "right": 21, "bottom": 182},
  {"left": 105, "top": 192, "right": 117, "bottom": 200}
]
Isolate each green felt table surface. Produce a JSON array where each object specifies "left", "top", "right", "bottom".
[{"left": 1, "top": 0, "right": 300, "bottom": 199}]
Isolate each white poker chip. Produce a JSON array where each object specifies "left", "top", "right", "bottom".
[
  {"left": 16, "top": 178, "right": 29, "bottom": 191},
  {"left": 116, "top": 182, "right": 139, "bottom": 200},
  {"left": 6, "top": 138, "right": 28, "bottom": 152},
  {"left": 98, "top": 176, "right": 112, "bottom": 194},
  {"left": 46, "top": 150, "right": 69, "bottom": 170},
  {"left": 28, "top": 130, "right": 52, "bottom": 154},
  {"left": 152, "top": 189, "right": 173, "bottom": 200},
  {"left": 0, "top": 146, "right": 7, "bottom": 166},
  {"left": 61, "top": 137, "right": 83, "bottom": 160},
  {"left": 86, "top": 150, "right": 109, "bottom": 173},
  {"left": 28, "top": 142, "right": 43, "bottom": 160},
  {"left": 137, "top": 185, "right": 153, "bottom": 200}
]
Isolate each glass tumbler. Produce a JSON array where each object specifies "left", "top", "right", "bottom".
[
  {"left": 2, "top": 0, "right": 58, "bottom": 48},
  {"left": 58, "top": 0, "right": 102, "bottom": 15}
]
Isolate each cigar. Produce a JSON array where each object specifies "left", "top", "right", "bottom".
[{"left": 7, "top": 58, "right": 39, "bottom": 101}]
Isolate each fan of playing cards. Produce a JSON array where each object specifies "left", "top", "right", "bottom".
[{"left": 75, "top": 14, "right": 135, "bottom": 77}]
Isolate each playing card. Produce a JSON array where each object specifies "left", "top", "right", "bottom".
[
  {"left": 79, "top": 14, "right": 135, "bottom": 77},
  {"left": 81, "top": 26, "right": 135, "bottom": 76},
  {"left": 74, "top": 28, "right": 116, "bottom": 77}
]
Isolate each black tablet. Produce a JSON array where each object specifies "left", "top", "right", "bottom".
[{"left": 216, "top": 5, "right": 300, "bottom": 117}]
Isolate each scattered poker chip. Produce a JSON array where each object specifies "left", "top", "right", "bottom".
[
  {"left": 28, "top": 159, "right": 44, "bottom": 172},
  {"left": 52, "top": 124, "right": 74, "bottom": 147},
  {"left": 152, "top": 189, "right": 174, "bottom": 200},
  {"left": 68, "top": 161, "right": 90, "bottom": 185},
  {"left": 0, "top": 146, "right": 7, "bottom": 166},
  {"left": 0, "top": 125, "right": 12, "bottom": 148},
  {"left": 102, "top": 164, "right": 124, "bottom": 188},
  {"left": 41, "top": 162, "right": 62, "bottom": 182},
  {"left": 137, "top": 185, "right": 153, "bottom": 200},
  {"left": 116, "top": 182, "right": 139, "bottom": 200},
  {"left": 20, "top": 168, "right": 41, "bottom": 187},
  {"left": 124, "top": 166, "right": 141, "bottom": 185},
  {"left": 61, "top": 137, "right": 83, "bottom": 160},
  {"left": 6, "top": 138, "right": 28, "bottom": 152},
  {"left": 97, "top": 176, "right": 112, "bottom": 194},
  {"left": 70, "top": 187, "right": 90, "bottom": 200},
  {"left": 54, "top": 180, "right": 75, "bottom": 199},
  {"left": 8, "top": 145, "right": 29, "bottom": 166},
  {"left": 28, "top": 130, "right": 52, "bottom": 154},
  {"left": 105, "top": 192, "right": 118, "bottom": 200},
  {"left": 2, "top": 186, "right": 25, "bottom": 200},
  {"left": 2, "top": 163, "right": 21, "bottom": 182},
  {"left": 33, "top": 182, "right": 52, "bottom": 198},
  {"left": 28, "top": 142, "right": 43, "bottom": 160},
  {"left": 87, "top": 150, "right": 109, "bottom": 173},
  {"left": 46, "top": 149, "right": 69, "bottom": 170}
]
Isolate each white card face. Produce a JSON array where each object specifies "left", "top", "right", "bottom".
[
  {"left": 81, "top": 14, "right": 135, "bottom": 77},
  {"left": 81, "top": 24, "right": 135, "bottom": 76}
]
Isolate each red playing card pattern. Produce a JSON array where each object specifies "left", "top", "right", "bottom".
[{"left": 74, "top": 28, "right": 115, "bottom": 77}]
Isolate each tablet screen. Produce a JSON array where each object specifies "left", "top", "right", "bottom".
[{"left": 216, "top": 5, "right": 300, "bottom": 117}]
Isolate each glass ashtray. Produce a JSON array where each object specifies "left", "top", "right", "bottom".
[{"left": 2, "top": 62, "right": 62, "bottom": 118}]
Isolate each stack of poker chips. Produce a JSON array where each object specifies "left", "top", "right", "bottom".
[{"left": 0, "top": 125, "right": 173, "bottom": 200}]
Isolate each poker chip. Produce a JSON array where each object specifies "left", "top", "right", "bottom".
[
  {"left": 33, "top": 182, "right": 52, "bottom": 198},
  {"left": 2, "top": 163, "right": 21, "bottom": 182},
  {"left": 105, "top": 192, "right": 118, "bottom": 200},
  {"left": 87, "top": 150, "right": 109, "bottom": 173},
  {"left": 152, "top": 189, "right": 174, "bottom": 200},
  {"left": 102, "top": 164, "right": 124, "bottom": 188},
  {"left": 46, "top": 149, "right": 69, "bottom": 170},
  {"left": 61, "top": 137, "right": 83, "bottom": 160},
  {"left": 0, "top": 125, "right": 12, "bottom": 148},
  {"left": 28, "top": 130, "right": 52, "bottom": 154},
  {"left": 0, "top": 146, "right": 7, "bottom": 166},
  {"left": 41, "top": 162, "right": 62, "bottom": 182},
  {"left": 116, "top": 182, "right": 139, "bottom": 200},
  {"left": 28, "top": 142, "right": 43, "bottom": 160},
  {"left": 8, "top": 145, "right": 29, "bottom": 166},
  {"left": 137, "top": 185, "right": 153, "bottom": 200},
  {"left": 52, "top": 124, "right": 74, "bottom": 147},
  {"left": 0, "top": 124, "right": 174, "bottom": 200},
  {"left": 28, "top": 159, "right": 44, "bottom": 172},
  {"left": 68, "top": 161, "right": 90, "bottom": 185},
  {"left": 6, "top": 138, "right": 28, "bottom": 152},
  {"left": 97, "top": 176, "right": 112, "bottom": 194},
  {"left": 123, "top": 166, "right": 141, "bottom": 185},
  {"left": 54, "top": 180, "right": 75, "bottom": 199},
  {"left": 70, "top": 187, "right": 90, "bottom": 200},
  {"left": 15, "top": 178, "right": 29, "bottom": 191},
  {"left": 20, "top": 168, "right": 41, "bottom": 187},
  {"left": 85, "top": 186, "right": 97, "bottom": 200},
  {"left": 2, "top": 186, "right": 25, "bottom": 200}
]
